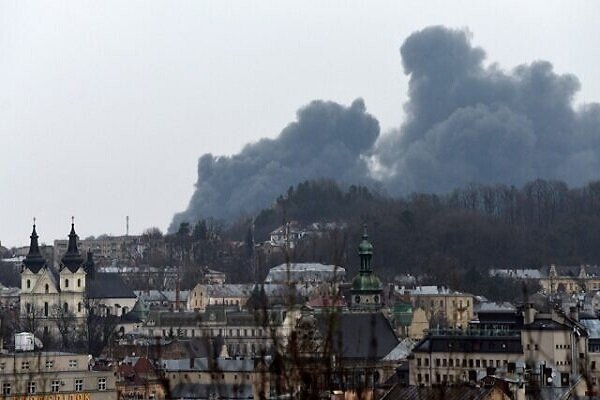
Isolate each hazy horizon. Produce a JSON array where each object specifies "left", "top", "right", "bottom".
[{"left": 2, "top": 1, "right": 599, "bottom": 247}]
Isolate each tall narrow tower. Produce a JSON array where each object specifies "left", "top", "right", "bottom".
[{"left": 350, "top": 225, "right": 383, "bottom": 310}]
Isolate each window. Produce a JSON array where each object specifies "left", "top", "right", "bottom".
[
  {"left": 435, "top": 358, "right": 440, "bottom": 367},
  {"left": 2, "top": 383, "right": 11, "bottom": 395},
  {"left": 75, "top": 379, "right": 83, "bottom": 392},
  {"left": 69, "top": 359, "right": 78, "bottom": 368},
  {"left": 417, "top": 373, "right": 422, "bottom": 383},
  {"left": 65, "top": 279, "right": 69, "bottom": 288},
  {"left": 449, "top": 359, "right": 454, "bottom": 367},
  {"left": 535, "top": 344, "right": 539, "bottom": 351},
  {"left": 27, "top": 279, "right": 31, "bottom": 289},
  {"left": 27, "top": 382, "right": 36, "bottom": 394},
  {"left": 45, "top": 360, "right": 54, "bottom": 369},
  {"left": 77, "top": 279, "right": 81, "bottom": 287},
  {"left": 97, "top": 378, "right": 107, "bottom": 391},
  {"left": 417, "top": 358, "right": 422, "bottom": 367},
  {"left": 63, "top": 302, "right": 68, "bottom": 313},
  {"left": 424, "top": 358, "right": 429, "bottom": 367},
  {"left": 0, "top": 362, "right": 5, "bottom": 371},
  {"left": 22, "top": 361, "right": 30, "bottom": 370},
  {"left": 476, "top": 359, "right": 481, "bottom": 368},
  {"left": 442, "top": 359, "right": 447, "bottom": 367},
  {"left": 44, "top": 302, "right": 49, "bottom": 317},
  {"left": 425, "top": 374, "right": 429, "bottom": 383},
  {"left": 51, "top": 380, "right": 60, "bottom": 393},
  {"left": 45, "top": 284, "right": 49, "bottom": 293},
  {"left": 78, "top": 303, "right": 82, "bottom": 313}
]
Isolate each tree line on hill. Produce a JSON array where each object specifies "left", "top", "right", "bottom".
[{"left": 150, "top": 178, "right": 600, "bottom": 300}]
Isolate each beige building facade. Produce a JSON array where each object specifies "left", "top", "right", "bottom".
[
  {"left": 397, "top": 286, "right": 474, "bottom": 329},
  {"left": 409, "top": 307, "right": 588, "bottom": 389},
  {"left": 0, "top": 351, "right": 116, "bottom": 400}
]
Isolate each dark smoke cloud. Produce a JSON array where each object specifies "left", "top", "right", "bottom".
[
  {"left": 170, "top": 99, "right": 379, "bottom": 230},
  {"left": 375, "top": 25, "right": 600, "bottom": 193},
  {"left": 172, "top": 26, "right": 600, "bottom": 228}
]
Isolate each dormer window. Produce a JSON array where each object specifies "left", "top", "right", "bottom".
[
  {"left": 27, "top": 280, "right": 31, "bottom": 289},
  {"left": 65, "top": 279, "right": 69, "bottom": 288},
  {"left": 77, "top": 279, "right": 81, "bottom": 288}
]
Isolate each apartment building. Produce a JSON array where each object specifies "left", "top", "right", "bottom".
[
  {"left": 0, "top": 351, "right": 116, "bottom": 400},
  {"left": 409, "top": 305, "right": 588, "bottom": 389}
]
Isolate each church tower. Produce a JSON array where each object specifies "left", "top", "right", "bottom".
[
  {"left": 21, "top": 222, "right": 48, "bottom": 304},
  {"left": 22, "top": 221, "right": 46, "bottom": 273},
  {"left": 350, "top": 225, "right": 382, "bottom": 310},
  {"left": 20, "top": 222, "right": 61, "bottom": 334},
  {"left": 58, "top": 219, "right": 86, "bottom": 318}
]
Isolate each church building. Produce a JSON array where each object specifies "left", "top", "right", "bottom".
[{"left": 19, "top": 221, "right": 136, "bottom": 339}]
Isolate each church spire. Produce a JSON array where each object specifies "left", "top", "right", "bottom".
[
  {"left": 358, "top": 224, "right": 374, "bottom": 274},
  {"left": 60, "top": 217, "right": 84, "bottom": 272},
  {"left": 23, "top": 218, "right": 46, "bottom": 272},
  {"left": 351, "top": 224, "right": 382, "bottom": 310}
]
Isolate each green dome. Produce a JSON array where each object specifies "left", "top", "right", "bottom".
[{"left": 352, "top": 273, "right": 381, "bottom": 291}]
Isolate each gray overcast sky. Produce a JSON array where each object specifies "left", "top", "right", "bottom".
[{"left": 1, "top": 0, "right": 599, "bottom": 247}]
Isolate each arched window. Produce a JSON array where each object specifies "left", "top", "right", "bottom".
[
  {"left": 45, "top": 284, "right": 49, "bottom": 293},
  {"left": 63, "top": 303, "right": 68, "bottom": 313},
  {"left": 65, "top": 279, "right": 69, "bottom": 288},
  {"left": 26, "top": 279, "right": 31, "bottom": 289},
  {"left": 77, "top": 279, "right": 81, "bottom": 288}
]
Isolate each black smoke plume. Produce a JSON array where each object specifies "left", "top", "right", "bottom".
[
  {"left": 170, "top": 99, "right": 379, "bottom": 231},
  {"left": 376, "top": 26, "right": 600, "bottom": 194},
  {"left": 171, "top": 26, "right": 600, "bottom": 229}
]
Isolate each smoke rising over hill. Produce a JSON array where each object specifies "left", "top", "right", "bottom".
[
  {"left": 376, "top": 26, "right": 600, "bottom": 194},
  {"left": 170, "top": 99, "right": 379, "bottom": 230},
  {"left": 171, "top": 26, "right": 600, "bottom": 230}
]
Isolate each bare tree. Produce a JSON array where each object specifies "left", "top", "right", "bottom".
[{"left": 51, "top": 304, "right": 77, "bottom": 350}]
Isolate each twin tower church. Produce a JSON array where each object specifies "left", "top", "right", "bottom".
[{"left": 19, "top": 220, "right": 137, "bottom": 337}]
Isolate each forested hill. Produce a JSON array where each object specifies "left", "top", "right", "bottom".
[{"left": 227, "top": 178, "right": 600, "bottom": 292}]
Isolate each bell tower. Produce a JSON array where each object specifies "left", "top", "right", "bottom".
[{"left": 350, "top": 225, "right": 382, "bottom": 310}]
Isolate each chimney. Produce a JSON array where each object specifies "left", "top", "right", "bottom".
[
  {"left": 523, "top": 303, "right": 537, "bottom": 325},
  {"left": 569, "top": 306, "right": 580, "bottom": 322}
]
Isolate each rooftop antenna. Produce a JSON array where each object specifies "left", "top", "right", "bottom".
[{"left": 126, "top": 216, "right": 129, "bottom": 236}]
